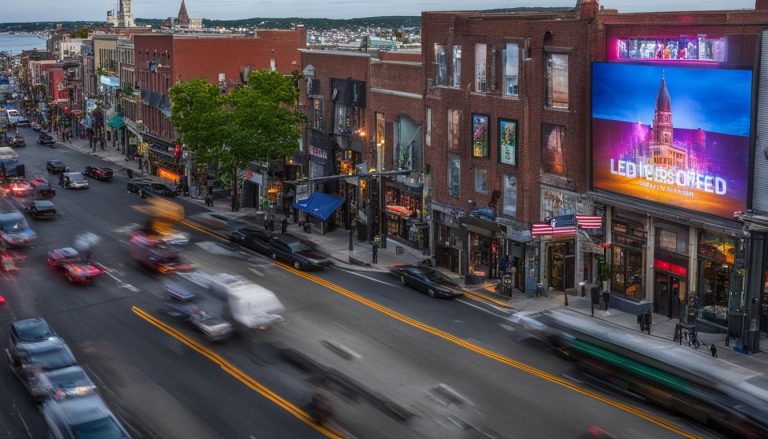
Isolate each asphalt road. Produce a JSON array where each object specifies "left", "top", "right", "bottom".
[{"left": 0, "top": 126, "right": 723, "bottom": 439}]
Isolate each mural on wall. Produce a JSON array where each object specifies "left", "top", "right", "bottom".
[
  {"left": 499, "top": 119, "right": 517, "bottom": 166},
  {"left": 591, "top": 63, "right": 752, "bottom": 219},
  {"left": 541, "top": 123, "right": 566, "bottom": 176},
  {"left": 472, "top": 114, "right": 489, "bottom": 158}
]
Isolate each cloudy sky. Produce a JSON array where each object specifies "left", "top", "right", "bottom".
[{"left": 2, "top": 0, "right": 758, "bottom": 22}]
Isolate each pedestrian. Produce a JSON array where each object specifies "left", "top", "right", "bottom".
[
  {"left": 644, "top": 311, "right": 652, "bottom": 335},
  {"left": 372, "top": 241, "right": 378, "bottom": 264},
  {"left": 268, "top": 215, "right": 275, "bottom": 232},
  {"left": 638, "top": 312, "right": 646, "bottom": 333},
  {"left": 710, "top": 344, "right": 717, "bottom": 358},
  {"left": 126, "top": 168, "right": 134, "bottom": 179},
  {"left": 281, "top": 217, "right": 288, "bottom": 234}
]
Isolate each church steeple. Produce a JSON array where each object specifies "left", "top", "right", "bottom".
[
  {"left": 178, "top": 0, "right": 190, "bottom": 27},
  {"left": 653, "top": 69, "right": 673, "bottom": 146}
]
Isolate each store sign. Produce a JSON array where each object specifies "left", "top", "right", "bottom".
[
  {"left": 309, "top": 145, "right": 327, "bottom": 160},
  {"left": 592, "top": 63, "right": 752, "bottom": 219},
  {"left": 654, "top": 259, "right": 688, "bottom": 277}
]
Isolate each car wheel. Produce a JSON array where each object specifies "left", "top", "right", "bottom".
[
  {"left": 293, "top": 261, "right": 302, "bottom": 270},
  {"left": 271, "top": 252, "right": 278, "bottom": 260},
  {"left": 400, "top": 276, "right": 406, "bottom": 285},
  {"left": 427, "top": 289, "right": 436, "bottom": 298},
  {"left": 138, "top": 189, "right": 144, "bottom": 198}
]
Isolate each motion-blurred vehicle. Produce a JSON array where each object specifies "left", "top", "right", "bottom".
[
  {"left": 0, "top": 178, "right": 33, "bottom": 198},
  {"left": 31, "top": 122, "right": 41, "bottom": 132},
  {"left": 266, "top": 234, "right": 332, "bottom": 271},
  {"left": 34, "top": 365, "right": 97, "bottom": 402},
  {"left": 30, "top": 177, "right": 56, "bottom": 198},
  {"left": 46, "top": 160, "right": 68, "bottom": 174},
  {"left": 9, "top": 317, "right": 56, "bottom": 346},
  {"left": 11, "top": 337, "right": 78, "bottom": 399},
  {"left": 389, "top": 265, "right": 463, "bottom": 298},
  {"left": 10, "top": 134, "right": 25, "bottom": 147},
  {"left": 26, "top": 200, "right": 57, "bottom": 219},
  {"left": 38, "top": 132, "right": 55, "bottom": 145},
  {"left": 130, "top": 227, "right": 189, "bottom": 246},
  {"left": 1, "top": 247, "right": 25, "bottom": 271},
  {"left": 228, "top": 228, "right": 274, "bottom": 254},
  {"left": 82, "top": 165, "right": 113, "bottom": 181},
  {"left": 42, "top": 392, "right": 131, "bottom": 439},
  {"left": 15, "top": 116, "right": 30, "bottom": 127},
  {"left": 60, "top": 172, "right": 89, "bottom": 190},
  {"left": 47, "top": 247, "right": 103, "bottom": 285},
  {"left": 127, "top": 181, "right": 176, "bottom": 198},
  {"left": 129, "top": 233, "right": 192, "bottom": 274},
  {"left": 163, "top": 276, "right": 234, "bottom": 341},
  {"left": 0, "top": 210, "right": 36, "bottom": 247}
]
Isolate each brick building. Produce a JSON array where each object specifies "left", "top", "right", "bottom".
[
  {"left": 133, "top": 28, "right": 306, "bottom": 183},
  {"left": 422, "top": 2, "right": 595, "bottom": 291}
]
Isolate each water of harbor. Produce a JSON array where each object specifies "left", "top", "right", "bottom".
[{"left": 0, "top": 33, "right": 48, "bottom": 54}]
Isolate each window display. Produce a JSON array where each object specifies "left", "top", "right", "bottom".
[{"left": 616, "top": 36, "right": 725, "bottom": 62}]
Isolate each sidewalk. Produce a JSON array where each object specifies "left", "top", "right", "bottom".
[{"left": 65, "top": 133, "right": 768, "bottom": 374}]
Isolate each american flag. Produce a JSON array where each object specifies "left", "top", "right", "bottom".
[
  {"left": 531, "top": 214, "right": 577, "bottom": 237},
  {"left": 575, "top": 214, "right": 603, "bottom": 229}
]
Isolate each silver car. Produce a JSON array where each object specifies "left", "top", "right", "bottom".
[
  {"left": 42, "top": 393, "right": 131, "bottom": 438},
  {"left": 61, "top": 172, "right": 89, "bottom": 190}
]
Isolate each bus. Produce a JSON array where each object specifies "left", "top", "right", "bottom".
[
  {"left": 519, "top": 310, "right": 768, "bottom": 438},
  {"left": 0, "top": 147, "right": 24, "bottom": 180}
]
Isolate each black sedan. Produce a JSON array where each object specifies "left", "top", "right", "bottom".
[
  {"left": 38, "top": 133, "right": 55, "bottom": 145},
  {"left": 389, "top": 265, "right": 463, "bottom": 298},
  {"left": 82, "top": 165, "right": 113, "bottom": 181},
  {"left": 228, "top": 227, "right": 274, "bottom": 254},
  {"left": 26, "top": 200, "right": 57, "bottom": 219},
  {"left": 46, "top": 160, "right": 68, "bottom": 174},
  {"left": 29, "top": 177, "right": 55, "bottom": 198},
  {"left": 266, "top": 234, "right": 333, "bottom": 270}
]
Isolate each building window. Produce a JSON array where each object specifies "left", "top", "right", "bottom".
[
  {"left": 474, "top": 168, "right": 488, "bottom": 194},
  {"left": 546, "top": 53, "right": 569, "bottom": 109},
  {"left": 451, "top": 45, "right": 462, "bottom": 88},
  {"left": 448, "top": 156, "right": 460, "bottom": 197},
  {"left": 471, "top": 114, "right": 489, "bottom": 158},
  {"left": 434, "top": 44, "right": 447, "bottom": 86},
  {"left": 311, "top": 98, "right": 323, "bottom": 130},
  {"left": 503, "top": 42, "right": 520, "bottom": 97},
  {"left": 616, "top": 36, "right": 725, "bottom": 62},
  {"left": 425, "top": 107, "right": 432, "bottom": 147},
  {"left": 541, "top": 123, "right": 566, "bottom": 176},
  {"left": 475, "top": 44, "right": 487, "bottom": 92},
  {"left": 333, "top": 103, "right": 349, "bottom": 135},
  {"left": 447, "top": 109, "right": 460, "bottom": 151},
  {"left": 503, "top": 175, "right": 517, "bottom": 217}
]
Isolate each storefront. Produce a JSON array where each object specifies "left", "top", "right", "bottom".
[
  {"left": 609, "top": 215, "right": 646, "bottom": 301},
  {"left": 460, "top": 215, "right": 504, "bottom": 279},
  {"left": 652, "top": 220, "right": 690, "bottom": 318},
  {"left": 385, "top": 180, "right": 426, "bottom": 249},
  {"left": 697, "top": 231, "right": 738, "bottom": 327},
  {"left": 432, "top": 203, "right": 464, "bottom": 274},
  {"left": 147, "top": 144, "right": 182, "bottom": 182}
]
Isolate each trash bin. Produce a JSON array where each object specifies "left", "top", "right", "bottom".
[
  {"left": 536, "top": 283, "right": 544, "bottom": 297},
  {"left": 601, "top": 292, "right": 610, "bottom": 310}
]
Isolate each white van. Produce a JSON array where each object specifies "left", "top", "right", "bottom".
[{"left": 6, "top": 109, "right": 20, "bottom": 125}]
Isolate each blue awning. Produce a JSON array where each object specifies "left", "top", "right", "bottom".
[{"left": 293, "top": 192, "right": 344, "bottom": 222}]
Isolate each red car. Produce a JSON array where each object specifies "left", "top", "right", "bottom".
[
  {"left": 47, "top": 247, "right": 103, "bottom": 284},
  {"left": 1, "top": 249, "right": 25, "bottom": 272}
]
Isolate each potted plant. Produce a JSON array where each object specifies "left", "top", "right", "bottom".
[{"left": 600, "top": 262, "right": 610, "bottom": 292}]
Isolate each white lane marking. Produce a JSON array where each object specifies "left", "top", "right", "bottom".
[
  {"left": 456, "top": 299, "right": 509, "bottom": 319},
  {"left": 119, "top": 284, "right": 139, "bottom": 293},
  {"left": 332, "top": 267, "right": 400, "bottom": 287},
  {"left": 463, "top": 295, "right": 514, "bottom": 314},
  {"left": 248, "top": 267, "right": 264, "bottom": 277}
]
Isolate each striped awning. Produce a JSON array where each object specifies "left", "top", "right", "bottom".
[{"left": 531, "top": 213, "right": 603, "bottom": 238}]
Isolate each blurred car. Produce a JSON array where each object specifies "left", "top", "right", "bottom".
[
  {"left": 129, "top": 226, "right": 189, "bottom": 246},
  {"left": 10, "top": 134, "right": 25, "bottom": 147},
  {"left": 126, "top": 179, "right": 152, "bottom": 198},
  {"left": 16, "top": 116, "right": 30, "bottom": 127},
  {"left": 47, "top": 247, "right": 103, "bottom": 285},
  {"left": 60, "top": 172, "right": 89, "bottom": 190},
  {"left": 31, "top": 122, "right": 42, "bottom": 132},
  {"left": 1, "top": 178, "right": 34, "bottom": 198},
  {"left": 41, "top": 392, "right": 131, "bottom": 439},
  {"left": 228, "top": 228, "right": 274, "bottom": 254},
  {"left": 34, "top": 365, "right": 97, "bottom": 402},
  {"left": 0, "top": 210, "right": 36, "bottom": 247},
  {"left": 188, "top": 212, "right": 260, "bottom": 234},
  {"left": 12, "top": 336, "right": 78, "bottom": 391},
  {"left": 26, "top": 199, "right": 57, "bottom": 219},
  {"left": 389, "top": 265, "right": 463, "bottom": 298},
  {"left": 46, "top": 160, "right": 68, "bottom": 174},
  {"left": 82, "top": 166, "right": 113, "bottom": 181},
  {"left": 267, "top": 234, "right": 332, "bottom": 270},
  {"left": 129, "top": 234, "right": 192, "bottom": 274},
  {"left": 10, "top": 317, "right": 56, "bottom": 345},
  {"left": 30, "top": 177, "right": 56, "bottom": 198},
  {"left": 38, "top": 133, "right": 55, "bottom": 145}
]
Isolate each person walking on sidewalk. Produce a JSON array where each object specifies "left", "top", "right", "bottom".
[
  {"left": 372, "top": 241, "right": 378, "bottom": 264},
  {"left": 281, "top": 217, "right": 288, "bottom": 234}
]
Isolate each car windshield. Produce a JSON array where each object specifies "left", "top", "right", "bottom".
[
  {"left": 286, "top": 240, "right": 310, "bottom": 252},
  {"left": 28, "top": 347, "right": 75, "bottom": 370},
  {"left": 423, "top": 270, "right": 450, "bottom": 283},
  {"left": 0, "top": 215, "right": 30, "bottom": 232},
  {"left": 17, "top": 323, "right": 54, "bottom": 341},
  {"left": 71, "top": 416, "right": 128, "bottom": 439}
]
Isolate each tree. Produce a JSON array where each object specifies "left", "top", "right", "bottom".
[
  {"left": 170, "top": 70, "right": 304, "bottom": 211},
  {"left": 70, "top": 27, "right": 90, "bottom": 39}
]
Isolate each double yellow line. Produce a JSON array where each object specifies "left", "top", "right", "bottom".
[
  {"left": 277, "top": 262, "right": 698, "bottom": 439},
  {"left": 130, "top": 306, "right": 342, "bottom": 438}
]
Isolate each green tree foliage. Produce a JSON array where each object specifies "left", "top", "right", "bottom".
[
  {"left": 170, "top": 70, "right": 304, "bottom": 210},
  {"left": 70, "top": 27, "right": 90, "bottom": 38}
]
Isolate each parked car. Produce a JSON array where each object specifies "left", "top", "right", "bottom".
[
  {"left": 266, "top": 234, "right": 333, "bottom": 270},
  {"left": 34, "top": 365, "right": 97, "bottom": 402},
  {"left": 16, "top": 116, "right": 30, "bottom": 127},
  {"left": 60, "top": 172, "right": 89, "bottom": 190},
  {"left": 47, "top": 247, "right": 103, "bottom": 285},
  {"left": 228, "top": 228, "right": 274, "bottom": 254},
  {"left": 126, "top": 179, "right": 152, "bottom": 198},
  {"left": 46, "top": 160, "right": 68, "bottom": 174},
  {"left": 9, "top": 317, "right": 56, "bottom": 346},
  {"left": 188, "top": 212, "right": 260, "bottom": 234},
  {"left": 10, "top": 134, "right": 25, "bottom": 147},
  {"left": 38, "top": 133, "right": 55, "bottom": 145},
  {"left": 41, "top": 392, "right": 131, "bottom": 439},
  {"left": 30, "top": 177, "right": 56, "bottom": 198},
  {"left": 82, "top": 166, "right": 113, "bottom": 181},
  {"left": 26, "top": 200, "right": 57, "bottom": 219},
  {"left": 389, "top": 265, "right": 463, "bottom": 299}
]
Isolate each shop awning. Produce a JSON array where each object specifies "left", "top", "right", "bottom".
[
  {"left": 459, "top": 215, "right": 503, "bottom": 239},
  {"left": 293, "top": 192, "right": 344, "bottom": 222},
  {"left": 386, "top": 205, "right": 414, "bottom": 217},
  {"left": 107, "top": 114, "right": 125, "bottom": 129}
]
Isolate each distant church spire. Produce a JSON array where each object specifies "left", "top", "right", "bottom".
[{"left": 178, "top": 0, "right": 190, "bottom": 27}]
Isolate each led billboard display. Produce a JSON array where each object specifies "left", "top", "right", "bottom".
[{"left": 591, "top": 63, "right": 753, "bottom": 219}]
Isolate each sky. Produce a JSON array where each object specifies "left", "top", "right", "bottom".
[
  {"left": 0, "top": 0, "right": 759, "bottom": 22},
  {"left": 592, "top": 63, "right": 753, "bottom": 137}
]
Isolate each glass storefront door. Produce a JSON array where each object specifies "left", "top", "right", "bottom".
[
  {"left": 654, "top": 273, "right": 685, "bottom": 318},
  {"left": 549, "top": 241, "right": 574, "bottom": 291}
]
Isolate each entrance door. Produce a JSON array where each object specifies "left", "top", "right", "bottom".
[
  {"left": 551, "top": 250, "right": 566, "bottom": 292},
  {"left": 654, "top": 273, "right": 671, "bottom": 317}
]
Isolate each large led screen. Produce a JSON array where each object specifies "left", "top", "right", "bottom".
[{"left": 592, "top": 63, "right": 753, "bottom": 219}]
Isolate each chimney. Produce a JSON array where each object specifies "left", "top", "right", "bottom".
[
  {"left": 758, "top": 0, "right": 768, "bottom": 10},
  {"left": 577, "top": 0, "right": 599, "bottom": 19}
]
